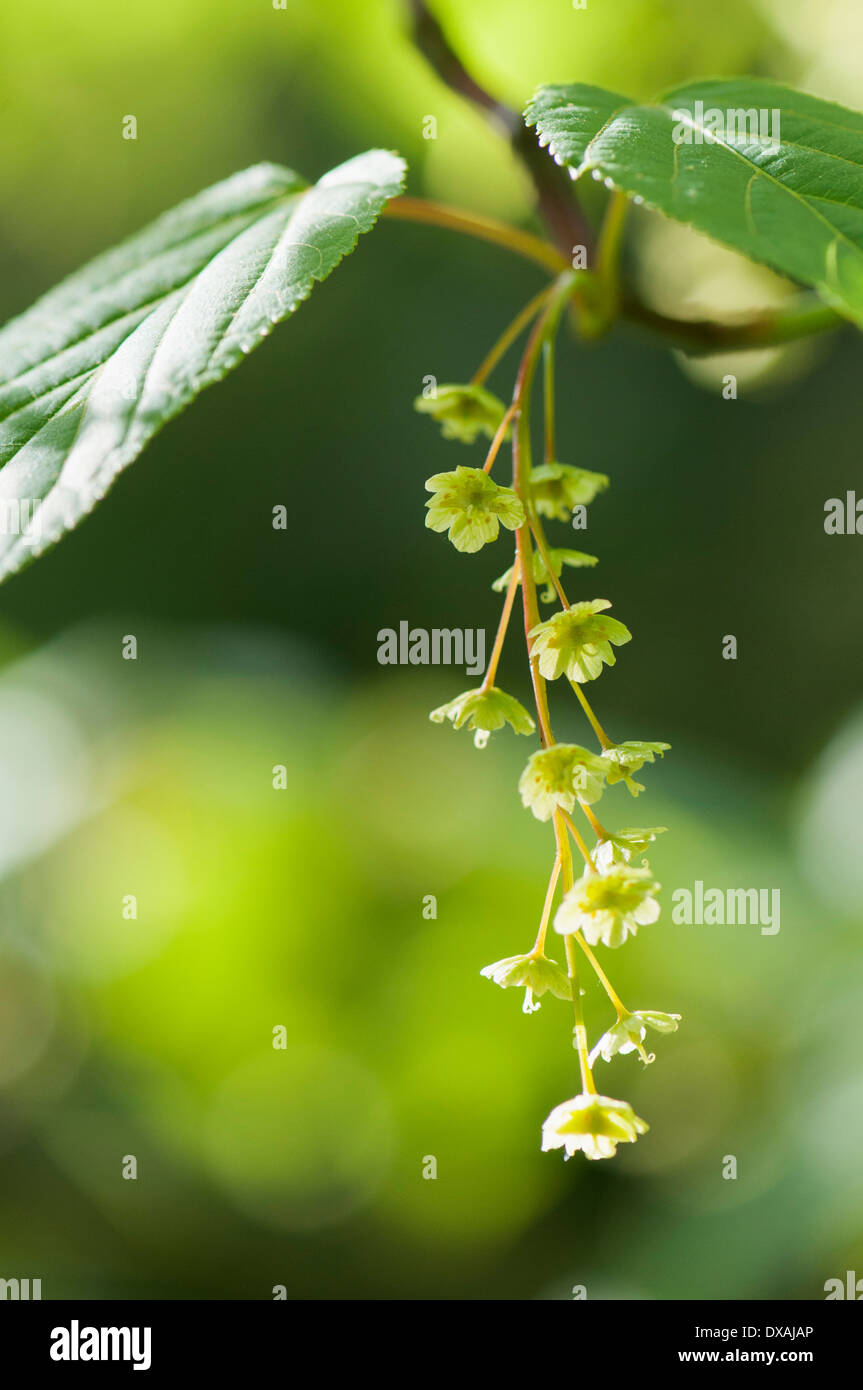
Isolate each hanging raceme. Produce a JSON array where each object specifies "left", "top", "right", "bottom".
[{"left": 418, "top": 264, "right": 677, "bottom": 1163}]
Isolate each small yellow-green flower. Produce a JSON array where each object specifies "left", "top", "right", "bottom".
[
  {"left": 425, "top": 466, "right": 524, "bottom": 553},
  {"left": 601, "top": 740, "right": 670, "bottom": 796},
  {"left": 589, "top": 1009, "right": 682, "bottom": 1067},
  {"left": 530, "top": 462, "right": 609, "bottom": 521},
  {"left": 554, "top": 863, "right": 661, "bottom": 948},
  {"left": 528, "top": 601, "right": 631, "bottom": 683},
  {"left": 593, "top": 827, "right": 667, "bottom": 867},
  {"left": 492, "top": 547, "right": 598, "bottom": 603},
  {"left": 541, "top": 1092, "right": 648, "bottom": 1160},
  {"left": 481, "top": 951, "right": 572, "bottom": 1014},
  {"left": 519, "top": 743, "right": 608, "bottom": 820},
  {"left": 414, "top": 383, "right": 508, "bottom": 443},
  {"left": 430, "top": 686, "right": 534, "bottom": 748}
]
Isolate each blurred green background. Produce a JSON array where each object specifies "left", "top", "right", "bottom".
[{"left": 0, "top": 0, "right": 861, "bottom": 1300}]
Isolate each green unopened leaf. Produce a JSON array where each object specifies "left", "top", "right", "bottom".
[
  {"left": 525, "top": 79, "right": 863, "bottom": 324},
  {"left": 0, "top": 150, "right": 405, "bottom": 581}
]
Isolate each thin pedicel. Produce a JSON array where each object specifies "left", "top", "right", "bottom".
[{"left": 418, "top": 260, "right": 678, "bottom": 1162}]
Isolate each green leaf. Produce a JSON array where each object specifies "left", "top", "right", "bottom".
[
  {"left": 0, "top": 150, "right": 405, "bottom": 582},
  {"left": 525, "top": 79, "right": 863, "bottom": 324}
]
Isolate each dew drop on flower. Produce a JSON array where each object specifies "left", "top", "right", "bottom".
[{"left": 473, "top": 728, "right": 489, "bottom": 750}]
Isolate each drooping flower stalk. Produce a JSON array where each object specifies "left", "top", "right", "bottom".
[
  {"left": 531, "top": 854, "right": 562, "bottom": 956},
  {"left": 542, "top": 336, "right": 556, "bottom": 463},
  {"left": 473, "top": 285, "right": 556, "bottom": 389},
  {"left": 527, "top": 504, "right": 570, "bottom": 609},
  {"left": 482, "top": 402, "right": 518, "bottom": 475},
  {"left": 555, "top": 809, "right": 597, "bottom": 1095},
  {"left": 480, "top": 555, "right": 521, "bottom": 692}
]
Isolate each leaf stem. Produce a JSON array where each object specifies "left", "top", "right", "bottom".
[
  {"left": 384, "top": 197, "right": 568, "bottom": 274},
  {"left": 404, "top": 0, "right": 594, "bottom": 260},
  {"left": 385, "top": 196, "right": 845, "bottom": 353}
]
